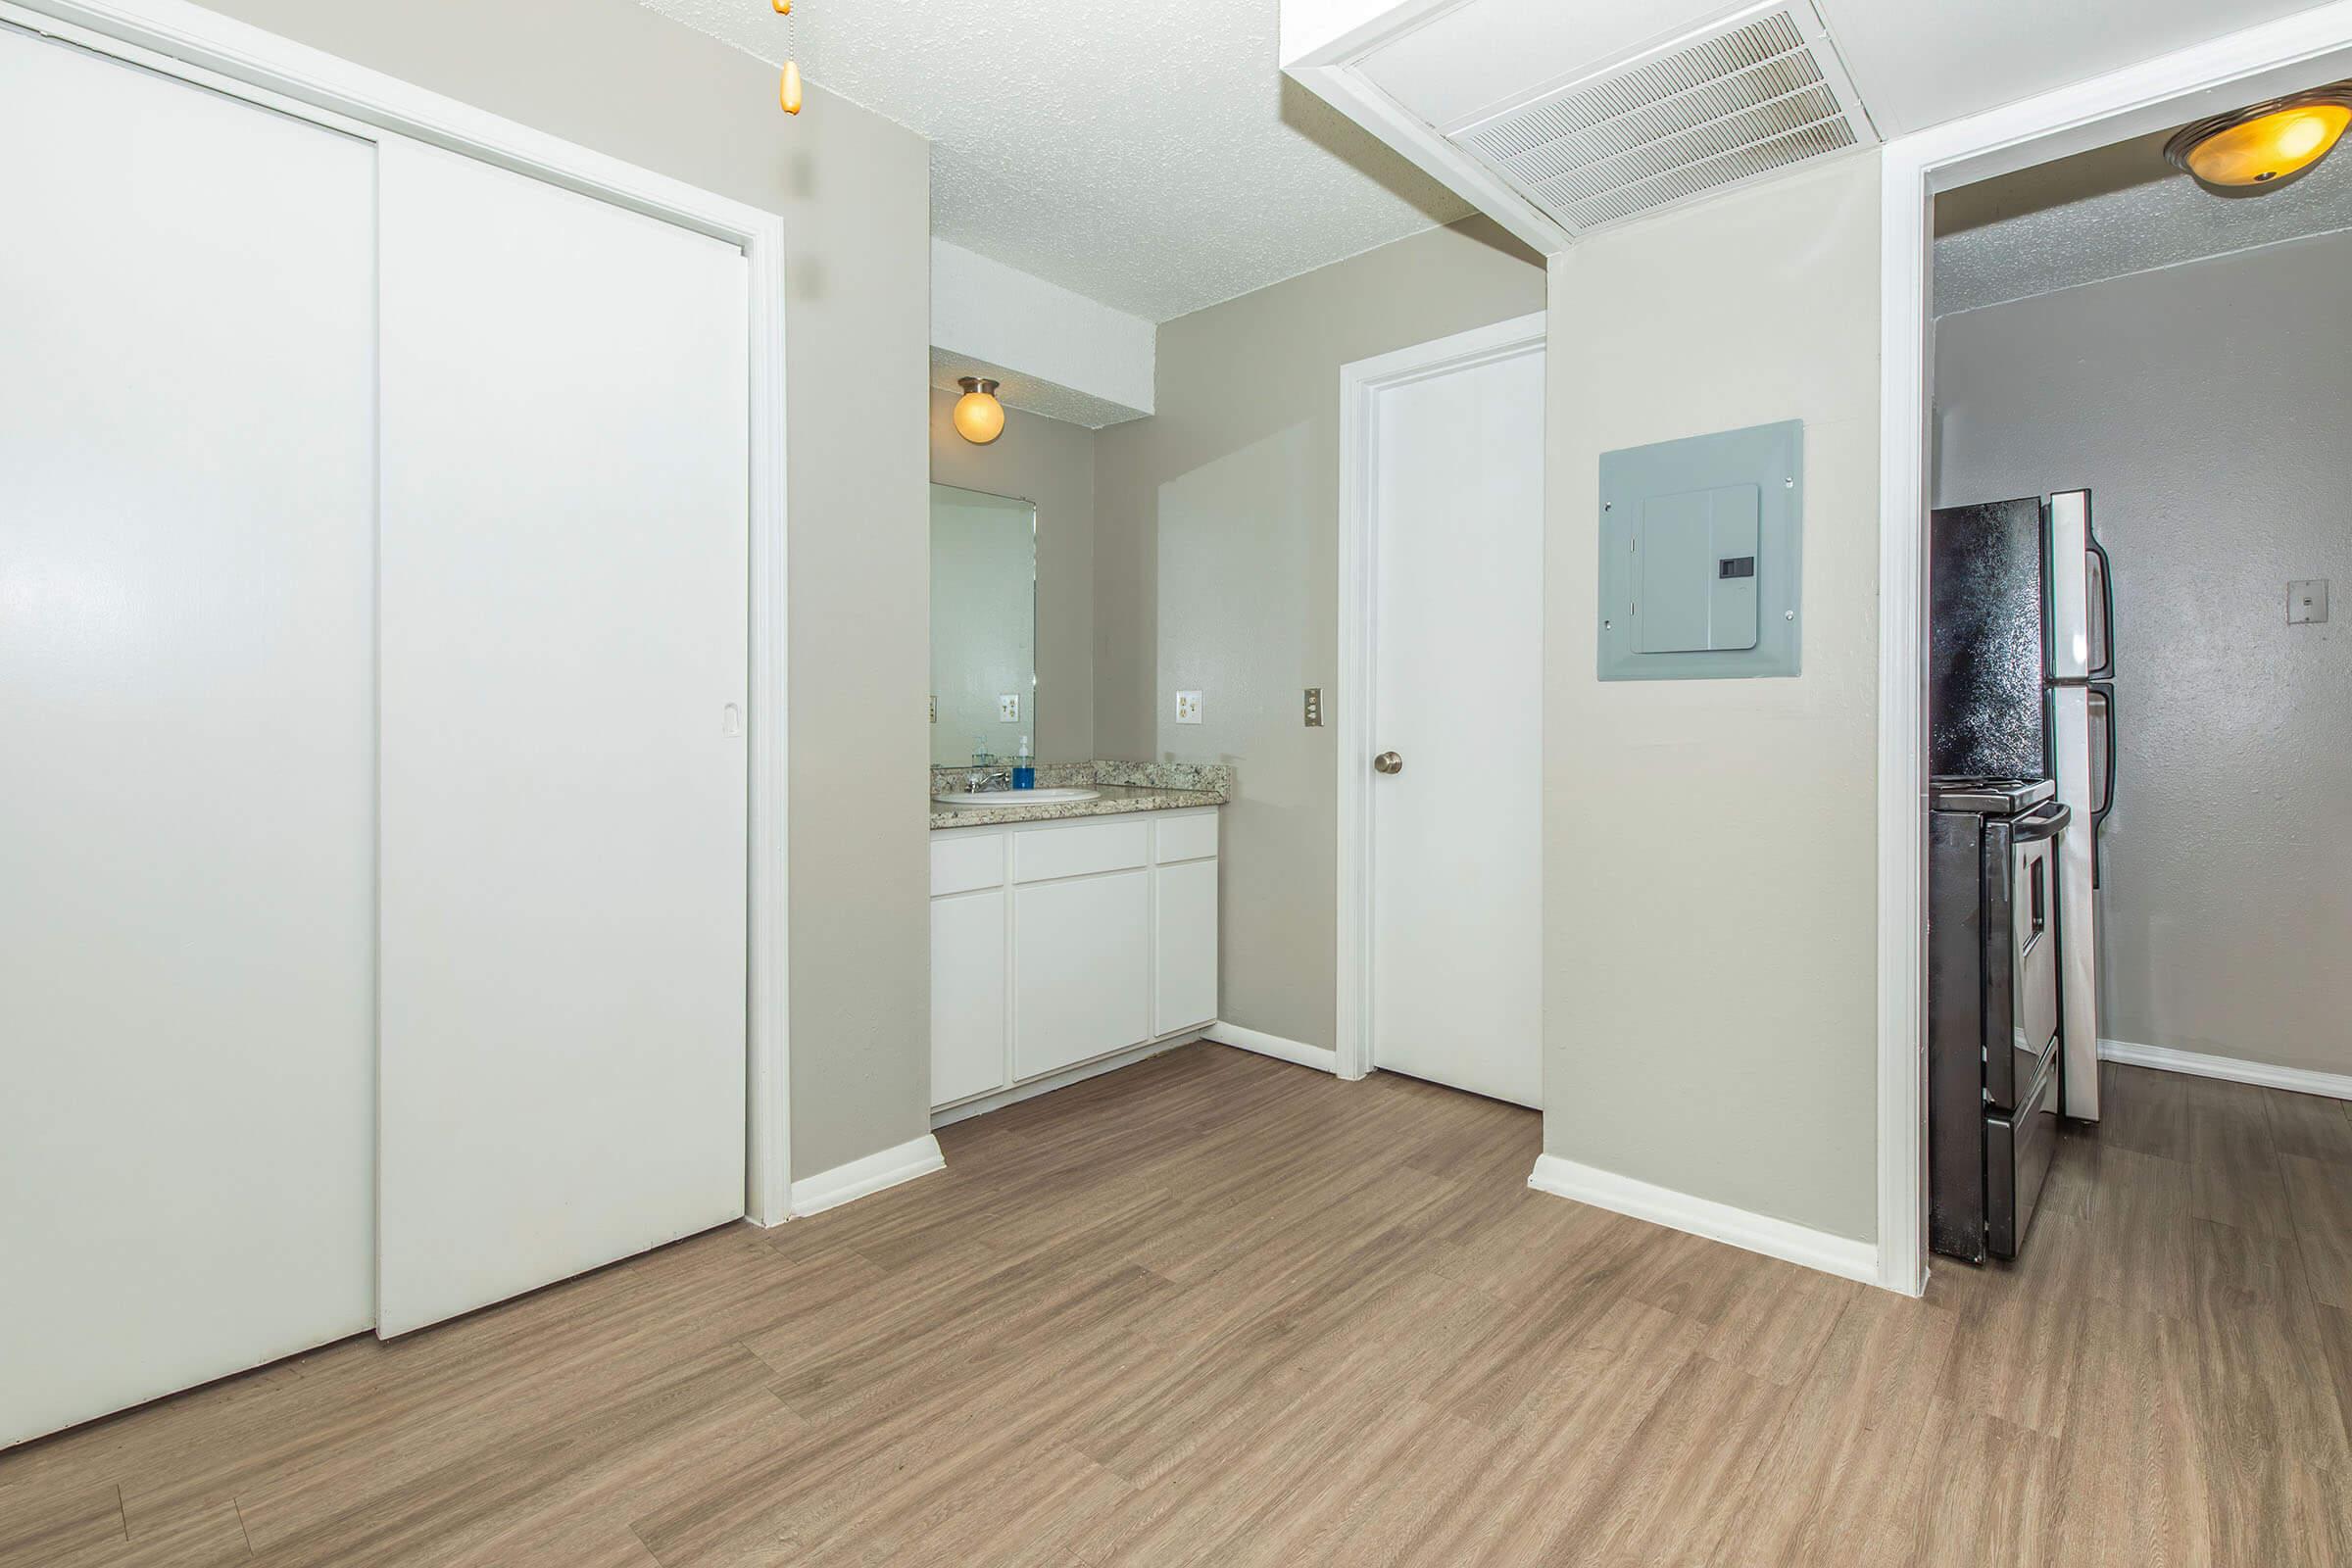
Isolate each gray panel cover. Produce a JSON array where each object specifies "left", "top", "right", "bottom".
[{"left": 1598, "top": 419, "right": 1801, "bottom": 680}]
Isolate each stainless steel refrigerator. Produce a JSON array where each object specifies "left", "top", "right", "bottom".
[{"left": 1929, "top": 489, "right": 2114, "bottom": 1120}]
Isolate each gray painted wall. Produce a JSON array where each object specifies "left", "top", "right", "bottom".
[
  {"left": 929, "top": 389, "right": 1098, "bottom": 762},
  {"left": 1544, "top": 157, "right": 1884, "bottom": 1243},
  {"left": 1094, "top": 218, "right": 1544, "bottom": 1054},
  {"left": 208, "top": 0, "right": 936, "bottom": 1178},
  {"left": 1935, "top": 231, "right": 2352, "bottom": 1079}
]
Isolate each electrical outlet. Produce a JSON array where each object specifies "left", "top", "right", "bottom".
[
  {"left": 2289, "top": 579, "right": 2329, "bottom": 625},
  {"left": 999, "top": 694, "right": 1020, "bottom": 722},
  {"left": 928, "top": 695, "right": 937, "bottom": 723},
  {"left": 1303, "top": 687, "right": 1322, "bottom": 727},
  {"left": 1175, "top": 690, "right": 1202, "bottom": 725}
]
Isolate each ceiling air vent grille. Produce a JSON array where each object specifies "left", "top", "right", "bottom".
[{"left": 1450, "top": 3, "right": 1876, "bottom": 237}]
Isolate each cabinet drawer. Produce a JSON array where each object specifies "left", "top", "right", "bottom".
[
  {"left": 1013, "top": 819, "right": 1149, "bottom": 883},
  {"left": 931, "top": 833, "right": 1007, "bottom": 897},
  {"left": 1152, "top": 811, "right": 1218, "bottom": 864}
]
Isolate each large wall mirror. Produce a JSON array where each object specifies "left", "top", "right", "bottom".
[{"left": 930, "top": 483, "right": 1037, "bottom": 765}]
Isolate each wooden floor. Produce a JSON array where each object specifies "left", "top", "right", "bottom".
[{"left": 6, "top": 1046, "right": 2352, "bottom": 1567}]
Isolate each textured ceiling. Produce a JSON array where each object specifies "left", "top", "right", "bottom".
[
  {"left": 1934, "top": 127, "right": 2352, "bottom": 316},
  {"left": 638, "top": 0, "right": 1473, "bottom": 321}
]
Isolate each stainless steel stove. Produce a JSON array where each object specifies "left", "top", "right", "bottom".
[{"left": 1929, "top": 776, "right": 2069, "bottom": 1262}]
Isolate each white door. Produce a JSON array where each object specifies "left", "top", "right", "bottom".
[
  {"left": 1368, "top": 329, "right": 1544, "bottom": 1107},
  {"left": 374, "top": 140, "right": 751, "bottom": 1337},
  {"left": 0, "top": 28, "right": 378, "bottom": 1445}
]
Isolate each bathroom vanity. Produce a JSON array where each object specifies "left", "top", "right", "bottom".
[
  {"left": 930, "top": 788, "right": 1223, "bottom": 1122},
  {"left": 926, "top": 480, "right": 1228, "bottom": 1121}
]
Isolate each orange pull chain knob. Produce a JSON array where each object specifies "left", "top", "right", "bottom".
[
  {"left": 772, "top": 0, "right": 790, "bottom": 13},
  {"left": 779, "top": 59, "right": 803, "bottom": 115}
]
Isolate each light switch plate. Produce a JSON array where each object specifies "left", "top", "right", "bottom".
[
  {"left": 1175, "top": 690, "right": 1202, "bottom": 724},
  {"left": 2289, "top": 579, "right": 2329, "bottom": 624},
  {"left": 999, "top": 694, "right": 1020, "bottom": 722}
]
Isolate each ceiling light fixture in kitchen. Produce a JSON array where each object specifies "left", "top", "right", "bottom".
[{"left": 2165, "top": 83, "right": 2352, "bottom": 188}]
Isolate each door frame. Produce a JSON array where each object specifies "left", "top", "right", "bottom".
[
  {"left": 6, "top": 0, "right": 797, "bottom": 1225},
  {"left": 1335, "top": 311, "right": 1545, "bottom": 1083},
  {"left": 1874, "top": 1, "right": 2352, "bottom": 1295}
]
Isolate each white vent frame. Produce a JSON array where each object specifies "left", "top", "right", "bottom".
[
  {"left": 1281, "top": 0, "right": 1882, "bottom": 254},
  {"left": 1450, "top": 0, "right": 1879, "bottom": 237}
]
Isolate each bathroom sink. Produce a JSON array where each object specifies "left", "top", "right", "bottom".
[{"left": 933, "top": 787, "right": 1101, "bottom": 808}]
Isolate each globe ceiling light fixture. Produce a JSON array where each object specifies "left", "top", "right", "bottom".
[
  {"left": 2164, "top": 82, "right": 2352, "bottom": 189},
  {"left": 953, "top": 377, "right": 1005, "bottom": 445}
]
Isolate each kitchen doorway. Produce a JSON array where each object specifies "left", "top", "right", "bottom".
[{"left": 1876, "top": 3, "right": 2352, "bottom": 1296}]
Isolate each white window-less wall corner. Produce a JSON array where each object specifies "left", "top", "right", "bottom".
[
  {"left": 930, "top": 237, "right": 1154, "bottom": 428},
  {"left": 1876, "top": 0, "right": 2352, "bottom": 1298}
]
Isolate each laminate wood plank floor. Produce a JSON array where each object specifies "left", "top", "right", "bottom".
[{"left": 6, "top": 1048, "right": 2351, "bottom": 1567}]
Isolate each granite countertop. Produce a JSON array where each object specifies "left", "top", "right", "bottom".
[{"left": 929, "top": 760, "right": 1230, "bottom": 830}]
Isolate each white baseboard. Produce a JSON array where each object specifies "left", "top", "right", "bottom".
[
  {"left": 931, "top": 1036, "right": 1190, "bottom": 1129},
  {"left": 787, "top": 1134, "right": 945, "bottom": 1219},
  {"left": 1205, "top": 1020, "right": 1338, "bottom": 1075},
  {"left": 2099, "top": 1038, "right": 2352, "bottom": 1102},
  {"left": 1527, "top": 1153, "right": 1881, "bottom": 1288}
]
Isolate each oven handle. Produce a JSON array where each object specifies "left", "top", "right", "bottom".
[{"left": 2012, "top": 803, "right": 2072, "bottom": 843}]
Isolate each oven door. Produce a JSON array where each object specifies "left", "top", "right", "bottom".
[
  {"left": 2014, "top": 816, "right": 2061, "bottom": 1073},
  {"left": 1985, "top": 803, "right": 2068, "bottom": 1109}
]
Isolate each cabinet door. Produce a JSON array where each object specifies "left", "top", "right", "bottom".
[
  {"left": 1155, "top": 858, "right": 1220, "bottom": 1035},
  {"left": 1014, "top": 871, "right": 1152, "bottom": 1079},
  {"left": 932, "top": 890, "right": 1008, "bottom": 1106}
]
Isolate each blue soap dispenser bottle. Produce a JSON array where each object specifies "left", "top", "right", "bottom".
[{"left": 1012, "top": 737, "right": 1035, "bottom": 790}]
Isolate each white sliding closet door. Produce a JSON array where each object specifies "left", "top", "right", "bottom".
[
  {"left": 0, "top": 27, "right": 378, "bottom": 1446},
  {"left": 375, "top": 141, "right": 751, "bottom": 1337}
]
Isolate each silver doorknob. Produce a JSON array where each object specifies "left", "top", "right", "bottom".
[{"left": 1373, "top": 751, "right": 1402, "bottom": 775}]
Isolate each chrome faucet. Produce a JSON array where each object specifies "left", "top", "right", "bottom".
[{"left": 963, "top": 766, "right": 1013, "bottom": 793}]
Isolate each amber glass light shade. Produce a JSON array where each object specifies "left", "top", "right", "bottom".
[
  {"left": 953, "top": 377, "right": 1005, "bottom": 445},
  {"left": 2166, "top": 88, "right": 2352, "bottom": 187}
]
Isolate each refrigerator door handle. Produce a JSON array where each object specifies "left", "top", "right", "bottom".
[
  {"left": 2088, "top": 683, "right": 2115, "bottom": 887},
  {"left": 2085, "top": 532, "right": 2115, "bottom": 680}
]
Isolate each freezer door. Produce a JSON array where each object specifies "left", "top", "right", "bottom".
[{"left": 2047, "top": 490, "right": 2110, "bottom": 680}]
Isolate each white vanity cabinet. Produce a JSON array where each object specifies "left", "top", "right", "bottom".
[{"left": 931, "top": 808, "right": 1219, "bottom": 1115}]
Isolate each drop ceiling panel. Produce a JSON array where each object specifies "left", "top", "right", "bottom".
[{"left": 1356, "top": 0, "right": 1732, "bottom": 130}]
